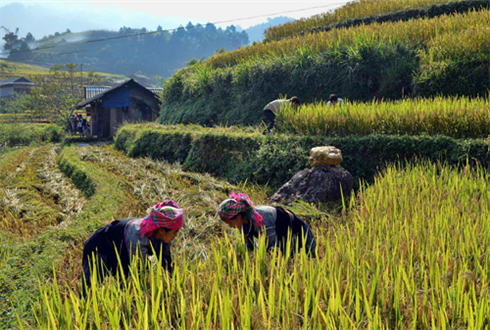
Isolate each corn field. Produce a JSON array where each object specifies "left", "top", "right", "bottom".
[
  {"left": 265, "top": 0, "right": 473, "bottom": 41},
  {"left": 277, "top": 96, "right": 490, "bottom": 137},
  {"left": 206, "top": 8, "right": 490, "bottom": 69}
]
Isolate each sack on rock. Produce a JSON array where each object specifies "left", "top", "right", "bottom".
[{"left": 309, "top": 146, "right": 343, "bottom": 167}]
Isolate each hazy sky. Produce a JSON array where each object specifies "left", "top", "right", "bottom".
[{"left": 1, "top": 0, "right": 350, "bottom": 30}]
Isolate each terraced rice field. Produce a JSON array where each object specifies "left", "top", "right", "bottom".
[{"left": 1, "top": 143, "right": 489, "bottom": 329}]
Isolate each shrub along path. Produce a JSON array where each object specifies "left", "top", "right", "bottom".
[{"left": 115, "top": 123, "right": 490, "bottom": 191}]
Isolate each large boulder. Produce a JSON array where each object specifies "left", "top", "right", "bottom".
[{"left": 269, "top": 165, "right": 353, "bottom": 205}]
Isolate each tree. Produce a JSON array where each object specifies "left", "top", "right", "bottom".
[
  {"left": 157, "top": 25, "right": 163, "bottom": 32},
  {"left": 25, "top": 32, "right": 35, "bottom": 43},
  {"left": 29, "top": 63, "right": 103, "bottom": 130},
  {"left": 205, "top": 23, "right": 217, "bottom": 33},
  {"left": 0, "top": 92, "right": 32, "bottom": 114},
  {"left": 186, "top": 22, "right": 195, "bottom": 31},
  {"left": 2, "top": 30, "right": 33, "bottom": 60},
  {"left": 226, "top": 25, "right": 236, "bottom": 34}
]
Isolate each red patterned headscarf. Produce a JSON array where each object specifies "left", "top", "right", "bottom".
[
  {"left": 140, "top": 200, "right": 184, "bottom": 237},
  {"left": 218, "top": 193, "right": 264, "bottom": 227}
]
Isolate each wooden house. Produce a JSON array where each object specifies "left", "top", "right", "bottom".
[
  {"left": 77, "top": 79, "right": 160, "bottom": 138},
  {"left": 0, "top": 77, "right": 35, "bottom": 98}
]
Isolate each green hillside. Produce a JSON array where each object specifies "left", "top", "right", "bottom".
[
  {"left": 265, "top": 0, "right": 490, "bottom": 41},
  {"left": 158, "top": 2, "right": 490, "bottom": 126},
  {"left": 0, "top": 59, "right": 126, "bottom": 82},
  {"left": 0, "top": 59, "right": 49, "bottom": 80},
  {"left": 8, "top": 24, "right": 249, "bottom": 80}
]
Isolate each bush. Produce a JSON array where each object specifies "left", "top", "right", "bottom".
[
  {"left": 115, "top": 123, "right": 490, "bottom": 190},
  {"left": 0, "top": 123, "right": 65, "bottom": 147},
  {"left": 160, "top": 42, "right": 419, "bottom": 126},
  {"left": 40, "top": 124, "right": 65, "bottom": 143}
]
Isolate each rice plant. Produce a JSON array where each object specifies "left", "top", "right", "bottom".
[
  {"left": 206, "top": 8, "right": 489, "bottom": 70},
  {"left": 265, "top": 0, "right": 477, "bottom": 42},
  {"left": 0, "top": 146, "right": 63, "bottom": 238},
  {"left": 277, "top": 95, "right": 490, "bottom": 137},
  {"left": 29, "top": 159, "right": 490, "bottom": 329}
]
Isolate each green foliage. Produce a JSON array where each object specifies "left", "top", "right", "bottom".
[
  {"left": 0, "top": 123, "right": 65, "bottom": 147},
  {"left": 160, "top": 42, "right": 420, "bottom": 126},
  {"left": 115, "top": 123, "right": 490, "bottom": 190},
  {"left": 30, "top": 63, "right": 103, "bottom": 128},
  {"left": 2, "top": 30, "right": 32, "bottom": 61},
  {"left": 158, "top": 7, "right": 490, "bottom": 127},
  {"left": 0, "top": 93, "right": 32, "bottom": 114},
  {"left": 57, "top": 148, "right": 96, "bottom": 198},
  {"left": 40, "top": 124, "right": 65, "bottom": 143},
  {"left": 29, "top": 23, "right": 248, "bottom": 79}
]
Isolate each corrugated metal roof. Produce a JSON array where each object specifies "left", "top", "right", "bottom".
[
  {"left": 78, "top": 79, "right": 161, "bottom": 109},
  {"left": 84, "top": 85, "right": 162, "bottom": 100},
  {"left": 85, "top": 86, "right": 111, "bottom": 99}
]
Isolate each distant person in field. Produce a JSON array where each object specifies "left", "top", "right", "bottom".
[
  {"left": 327, "top": 94, "right": 343, "bottom": 107},
  {"left": 263, "top": 96, "right": 300, "bottom": 132},
  {"left": 82, "top": 200, "right": 183, "bottom": 296},
  {"left": 218, "top": 193, "right": 316, "bottom": 257}
]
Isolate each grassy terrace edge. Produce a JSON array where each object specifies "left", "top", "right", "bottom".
[
  {"left": 266, "top": 0, "right": 490, "bottom": 41},
  {"left": 0, "top": 146, "right": 128, "bottom": 327},
  {"left": 114, "top": 123, "right": 490, "bottom": 189}
]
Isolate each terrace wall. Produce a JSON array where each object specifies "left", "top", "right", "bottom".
[{"left": 115, "top": 124, "right": 490, "bottom": 190}]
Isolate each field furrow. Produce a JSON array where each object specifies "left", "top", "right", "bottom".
[
  {"left": 36, "top": 146, "right": 87, "bottom": 229},
  {"left": 0, "top": 146, "right": 62, "bottom": 238}
]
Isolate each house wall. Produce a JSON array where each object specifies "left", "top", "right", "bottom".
[
  {"left": 0, "top": 86, "right": 14, "bottom": 98},
  {"left": 110, "top": 108, "right": 119, "bottom": 136},
  {"left": 130, "top": 88, "right": 160, "bottom": 121},
  {"left": 13, "top": 85, "right": 33, "bottom": 94},
  {"left": 87, "top": 85, "right": 160, "bottom": 138}
]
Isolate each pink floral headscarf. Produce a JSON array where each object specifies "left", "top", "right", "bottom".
[{"left": 218, "top": 193, "right": 264, "bottom": 227}]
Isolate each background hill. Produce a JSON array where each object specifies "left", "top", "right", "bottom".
[
  {"left": 2, "top": 24, "right": 249, "bottom": 84},
  {"left": 1, "top": 2, "right": 297, "bottom": 84},
  {"left": 158, "top": 0, "right": 490, "bottom": 126},
  {"left": 0, "top": 59, "right": 125, "bottom": 82},
  {"left": 240, "top": 16, "right": 295, "bottom": 43}
]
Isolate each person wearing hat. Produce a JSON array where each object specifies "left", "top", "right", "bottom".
[
  {"left": 218, "top": 193, "right": 316, "bottom": 257},
  {"left": 82, "top": 200, "right": 183, "bottom": 294}
]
